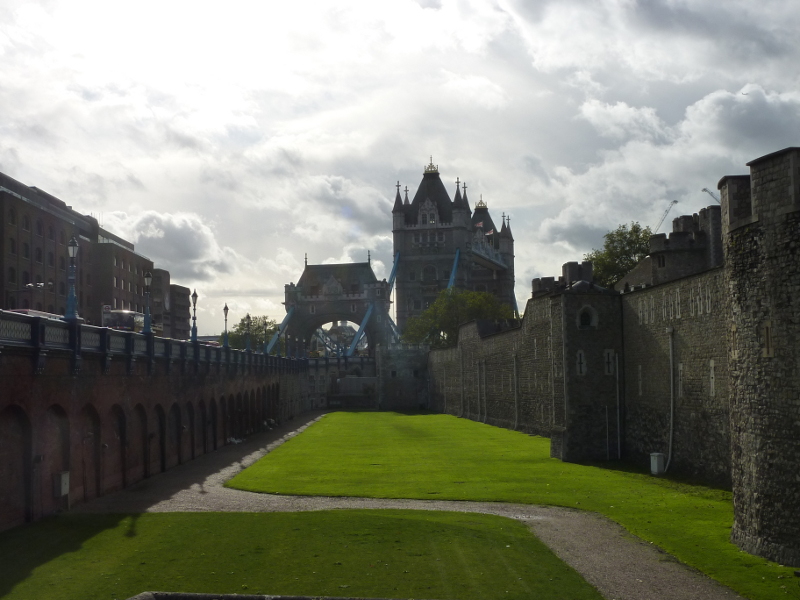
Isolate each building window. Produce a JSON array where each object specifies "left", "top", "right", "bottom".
[
  {"left": 35, "top": 219, "right": 43, "bottom": 236},
  {"left": 678, "top": 363, "right": 684, "bottom": 397},
  {"left": 48, "top": 226, "right": 55, "bottom": 241},
  {"left": 676, "top": 289, "right": 681, "bottom": 319},
  {"left": 762, "top": 321, "right": 774, "bottom": 357},
  {"left": 689, "top": 287, "right": 695, "bottom": 316},
  {"left": 429, "top": 213, "right": 435, "bottom": 224},
  {"left": 575, "top": 350, "right": 587, "bottom": 375},
  {"left": 705, "top": 285, "right": 711, "bottom": 314},
  {"left": 22, "top": 215, "right": 30, "bottom": 231},
  {"left": 423, "top": 265, "right": 437, "bottom": 282},
  {"left": 8, "top": 238, "right": 16, "bottom": 255},
  {"left": 657, "top": 255, "right": 666, "bottom": 268},
  {"left": 709, "top": 359, "right": 716, "bottom": 397},
  {"left": 35, "top": 247, "right": 42, "bottom": 263},
  {"left": 309, "top": 304, "right": 316, "bottom": 314},
  {"left": 113, "top": 276, "right": 117, "bottom": 288},
  {"left": 8, "top": 208, "right": 16, "bottom": 225},
  {"left": 58, "top": 282, "right": 65, "bottom": 296},
  {"left": 420, "top": 213, "right": 428, "bottom": 224},
  {"left": 638, "top": 365, "right": 642, "bottom": 396},
  {"left": 649, "top": 296, "right": 655, "bottom": 323},
  {"left": 603, "top": 349, "right": 615, "bottom": 375},
  {"left": 114, "top": 256, "right": 118, "bottom": 267},
  {"left": 59, "top": 231, "right": 65, "bottom": 244},
  {"left": 22, "top": 270, "right": 30, "bottom": 285},
  {"left": 59, "top": 256, "right": 65, "bottom": 271},
  {"left": 8, "top": 267, "right": 16, "bottom": 283},
  {"left": 350, "top": 303, "right": 356, "bottom": 313},
  {"left": 113, "top": 298, "right": 117, "bottom": 309},
  {"left": 47, "top": 251, "right": 54, "bottom": 267},
  {"left": 22, "top": 243, "right": 29, "bottom": 259}
]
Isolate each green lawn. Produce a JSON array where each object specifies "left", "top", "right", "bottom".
[
  {"left": 227, "top": 411, "right": 798, "bottom": 600},
  {"left": 0, "top": 511, "right": 602, "bottom": 600}
]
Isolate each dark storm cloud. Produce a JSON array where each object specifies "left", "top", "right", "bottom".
[{"left": 104, "top": 211, "right": 241, "bottom": 282}]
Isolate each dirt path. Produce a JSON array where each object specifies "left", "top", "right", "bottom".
[{"left": 77, "top": 412, "right": 744, "bottom": 600}]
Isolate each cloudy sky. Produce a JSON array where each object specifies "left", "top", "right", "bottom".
[{"left": 2, "top": 0, "right": 799, "bottom": 334}]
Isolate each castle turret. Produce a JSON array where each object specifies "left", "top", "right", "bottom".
[
  {"left": 392, "top": 182, "right": 404, "bottom": 230},
  {"left": 721, "top": 147, "right": 800, "bottom": 567}
]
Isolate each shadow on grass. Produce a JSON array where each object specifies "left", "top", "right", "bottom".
[
  {"left": 580, "top": 457, "right": 733, "bottom": 493},
  {"left": 0, "top": 514, "right": 127, "bottom": 599}
]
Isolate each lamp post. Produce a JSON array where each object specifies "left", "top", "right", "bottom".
[
  {"left": 223, "top": 303, "right": 229, "bottom": 348},
  {"left": 65, "top": 236, "right": 79, "bottom": 320},
  {"left": 190, "top": 289, "right": 198, "bottom": 342},
  {"left": 143, "top": 271, "right": 153, "bottom": 334},
  {"left": 245, "top": 313, "right": 252, "bottom": 352},
  {"left": 263, "top": 320, "right": 268, "bottom": 354}
]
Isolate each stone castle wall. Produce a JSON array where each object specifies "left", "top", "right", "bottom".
[
  {"left": 721, "top": 148, "right": 800, "bottom": 566},
  {"left": 621, "top": 268, "right": 731, "bottom": 484}
]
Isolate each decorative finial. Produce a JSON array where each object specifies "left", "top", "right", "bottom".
[
  {"left": 368, "top": 250, "right": 371, "bottom": 264},
  {"left": 424, "top": 156, "right": 439, "bottom": 174},
  {"left": 462, "top": 181, "right": 467, "bottom": 192},
  {"left": 476, "top": 194, "right": 487, "bottom": 208},
  {"left": 304, "top": 253, "right": 307, "bottom": 266},
  {"left": 396, "top": 181, "right": 400, "bottom": 192},
  {"left": 456, "top": 177, "right": 460, "bottom": 186},
  {"left": 404, "top": 186, "right": 409, "bottom": 200}
]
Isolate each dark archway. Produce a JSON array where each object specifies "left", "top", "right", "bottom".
[
  {"left": 0, "top": 406, "right": 33, "bottom": 529},
  {"left": 211, "top": 398, "right": 219, "bottom": 450},
  {"left": 79, "top": 404, "right": 102, "bottom": 502},
  {"left": 44, "top": 404, "right": 70, "bottom": 515},
  {"left": 154, "top": 405, "right": 167, "bottom": 473},
  {"left": 198, "top": 400, "right": 207, "bottom": 456},
  {"left": 186, "top": 402, "right": 196, "bottom": 460},
  {"left": 108, "top": 404, "right": 127, "bottom": 492},
  {"left": 132, "top": 404, "right": 148, "bottom": 480},
  {"left": 168, "top": 404, "right": 182, "bottom": 466}
]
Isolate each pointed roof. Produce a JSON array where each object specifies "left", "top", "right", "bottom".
[
  {"left": 406, "top": 159, "right": 453, "bottom": 224},
  {"left": 453, "top": 177, "right": 463, "bottom": 209},
  {"left": 392, "top": 181, "right": 403, "bottom": 213},
  {"left": 471, "top": 196, "right": 499, "bottom": 247},
  {"left": 500, "top": 216, "right": 514, "bottom": 241},
  {"left": 462, "top": 182, "right": 472, "bottom": 213}
]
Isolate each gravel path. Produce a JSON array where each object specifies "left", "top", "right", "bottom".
[{"left": 78, "top": 411, "right": 744, "bottom": 600}]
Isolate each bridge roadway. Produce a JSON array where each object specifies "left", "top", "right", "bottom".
[{"left": 77, "top": 411, "right": 744, "bottom": 600}]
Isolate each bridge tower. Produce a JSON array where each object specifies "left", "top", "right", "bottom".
[
  {"left": 283, "top": 261, "right": 394, "bottom": 357},
  {"left": 392, "top": 159, "right": 515, "bottom": 332}
]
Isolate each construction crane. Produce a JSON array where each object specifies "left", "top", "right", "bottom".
[
  {"left": 701, "top": 188, "right": 720, "bottom": 204},
  {"left": 654, "top": 200, "right": 679, "bottom": 233}
]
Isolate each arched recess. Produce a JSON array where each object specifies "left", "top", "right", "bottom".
[
  {"left": 131, "top": 404, "right": 148, "bottom": 481},
  {"left": 167, "top": 403, "right": 182, "bottom": 467},
  {"left": 186, "top": 402, "right": 196, "bottom": 461},
  {"left": 210, "top": 398, "right": 219, "bottom": 450},
  {"left": 229, "top": 394, "right": 237, "bottom": 440},
  {"left": 0, "top": 406, "right": 33, "bottom": 529},
  {"left": 107, "top": 405, "right": 127, "bottom": 492},
  {"left": 236, "top": 393, "right": 244, "bottom": 438},
  {"left": 154, "top": 405, "right": 167, "bottom": 473},
  {"left": 198, "top": 400, "right": 208, "bottom": 456},
  {"left": 249, "top": 391, "right": 256, "bottom": 435},
  {"left": 255, "top": 388, "right": 263, "bottom": 431},
  {"left": 79, "top": 404, "right": 102, "bottom": 502},
  {"left": 261, "top": 386, "right": 268, "bottom": 429},
  {"left": 219, "top": 396, "right": 227, "bottom": 445},
  {"left": 43, "top": 404, "right": 70, "bottom": 515}
]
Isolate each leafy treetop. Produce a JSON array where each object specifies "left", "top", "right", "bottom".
[
  {"left": 402, "top": 288, "right": 514, "bottom": 348},
  {"left": 221, "top": 314, "right": 281, "bottom": 351},
  {"left": 583, "top": 222, "right": 652, "bottom": 289}
]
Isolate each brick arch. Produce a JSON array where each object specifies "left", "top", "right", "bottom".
[
  {"left": 0, "top": 405, "right": 32, "bottom": 529},
  {"left": 78, "top": 404, "right": 102, "bottom": 502},
  {"left": 249, "top": 390, "right": 256, "bottom": 435},
  {"left": 131, "top": 404, "right": 148, "bottom": 481},
  {"left": 154, "top": 405, "right": 167, "bottom": 473},
  {"left": 167, "top": 403, "right": 182, "bottom": 467},
  {"left": 228, "top": 394, "right": 236, "bottom": 440},
  {"left": 43, "top": 404, "right": 70, "bottom": 515},
  {"left": 186, "top": 401, "right": 195, "bottom": 460},
  {"left": 217, "top": 396, "right": 226, "bottom": 448},
  {"left": 197, "top": 399, "right": 208, "bottom": 456},
  {"left": 211, "top": 398, "right": 220, "bottom": 450},
  {"left": 107, "top": 404, "right": 127, "bottom": 492}
]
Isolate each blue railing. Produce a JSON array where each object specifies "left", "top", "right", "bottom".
[{"left": 0, "top": 309, "right": 307, "bottom": 374}]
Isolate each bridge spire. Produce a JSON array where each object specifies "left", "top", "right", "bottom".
[{"left": 305, "top": 253, "right": 307, "bottom": 267}]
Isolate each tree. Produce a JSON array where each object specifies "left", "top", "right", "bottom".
[
  {"left": 402, "top": 288, "right": 515, "bottom": 348},
  {"left": 222, "top": 315, "right": 280, "bottom": 351},
  {"left": 584, "top": 222, "right": 652, "bottom": 289}
]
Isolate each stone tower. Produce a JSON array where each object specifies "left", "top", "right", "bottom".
[
  {"left": 392, "top": 159, "right": 516, "bottom": 332},
  {"left": 719, "top": 147, "right": 800, "bottom": 566}
]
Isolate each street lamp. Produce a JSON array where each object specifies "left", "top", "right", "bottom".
[
  {"left": 65, "top": 236, "right": 79, "bottom": 320},
  {"left": 190, "top": 289, "right": 198, "bottom": 342},
  {"left": 143, "top": 271, "right": 153, "bottom": 334},
  {"left": 223, "top": 303, "right": 229, "bottom": 348},
  {"left": 245, "top": 313, "right": 252, "bottom": 352}
]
